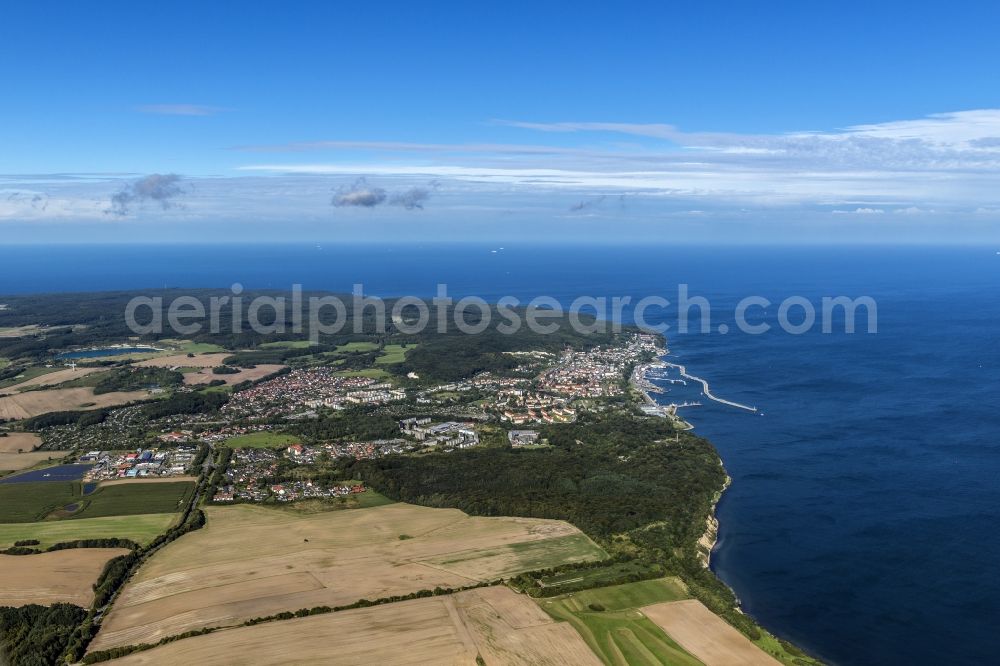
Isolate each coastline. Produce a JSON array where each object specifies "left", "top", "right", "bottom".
[
  {"left": 636, "top": 353, "right": 826, "bottom": 665},
  {"left": 698, "top": 472, "right": 731, "bottom": 568},
  {"left": 630, "top": 351, "right": 736, "bottom": 568},
  {"left": 633, "top": 355, "right": 731, "bottom": 568},
  {"left": 631, "top": 351, "right": 694, "bottom": 430}
]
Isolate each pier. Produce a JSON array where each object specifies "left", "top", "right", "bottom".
[{"left": 662, "top": 362, "right": 758, "bottom": 413}]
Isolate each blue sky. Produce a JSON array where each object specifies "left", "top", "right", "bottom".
[{"left": 2, "top": 1, "right": 1000, "bottom": 243}]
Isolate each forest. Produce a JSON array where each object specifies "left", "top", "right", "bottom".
[
  {"left": 346, "top": 413, "right": 724, "bottom": 545},
  {"left": 0, "top": 604, "right": 87, "bottom": 666},
  {"left": 0, "top": 290, "right": 619, "bottom": 377}
]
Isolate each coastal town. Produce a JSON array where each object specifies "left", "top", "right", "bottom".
[
  {"left": 0, "top": 296, "right": 806, "bottom": 666},
  {"left": 15, "top": 331, "right": 680, "bottom": 516},
  {"left": 224, "top": 369, "right": 407, "bottom": 418}
]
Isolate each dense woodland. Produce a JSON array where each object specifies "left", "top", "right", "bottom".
[
  {"left": 347, "top": 413, "right": 724, "bottom": 543},
  {"left": 92, "top": 367, "right": 182, "bottom": 394},
  {"left": 0, "top": 290, "right": 615, "bottom": 376},
  {"left": 0, "top": 604, "right": 86, "bottom": 666}
]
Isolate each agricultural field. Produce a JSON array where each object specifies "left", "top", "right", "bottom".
[
  {"left": 0, "top": 481, "right": 80, "bottom": 522},
  {"left": 221, "top": 432, "right": 300, "bottom": 448},
  {"left": 333, "top": 367, "right": 390, "bottom": 379},
  {"left": 104, "top": 587, "right": 601, "bottom": 666},
  {"left": 0, "top": 450, "right": 64, "bottom": 473},
  {"left": 65, "top": 480, "right": 195, "bottom": 520},
  {"left": 135, "top": 353, "right": 231, "bottom": 369},
  {"left": 426, "top": 533, "right": 606, "bottom": 579},
  {"left": 0, "top": 479, "right": 194, "bottom": 523},
  {"left": 456, "top": 586, "right": 603, "bottom": 665},
  {"left": 182, "top": 363, "right": 285, "bottom": 386},
  {"left": 0, "top": 513, "right": 178, "bottom": 549},
  {"left": 91, "top": 502, "right": 606, "bottom": 651},
  {"left": 258, "top": 340, "right": 315, "bottom": 349},
  {"left": 0, "top": 365, "right": 63, "bottom": 391},
  {"left": 538, "top": 560, "right": 666, "bottom": 590},
  {"left": 39, "top": 369, "right": 113, "bottom": 389},
  {"left": 0, "top": 432, "right": 42, "bottom": 453},
  {"left": 0, "top": 366, "right": 105, "bottom": 394},
  {"left": 335, "top": 341, "right": 379, "bottom": 353},
  {"left": 641, "top": 599, "right": 782, "bottom": 666},
  {"left": 375, "top": 343, "right": 415, "bottom": 365},
  {"left": 0, "top": 324, "right": 47, "bottom": 338},
  {"left": 0, "top": 387, "right": 150, "bottom": 421},
  {"left": 0, "top": 548, "right": 130, "bottom": 607},
  {"left": 157, "top": 339, "right": 226, "bottom": 354},
  {"left": 539, "top": 578, "right": 704, "bottom": 666}
]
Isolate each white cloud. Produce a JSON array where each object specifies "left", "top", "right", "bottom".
[
  {"left": 6, "top": 110, "right": 1000, "bottom": 237},
  {"left": 838, "top": 110, "right": 1000, "bottom": 144},
  {"left": 833, "top": 207, "right": 886, "bottom": 215},
  {"left": 235, "top": 109, "right": 1000, "bottom": 210}
]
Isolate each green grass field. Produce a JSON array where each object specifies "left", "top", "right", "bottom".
[
  {"left": 158, "top": 339, "right": 226, "bottom": 354},
  {"left": 539, "top": 578, "right": 702, "bottom": 666},
  {"left": 333, "top": 368, "right": 390, "bottom": 379},
  {"left": 222, "top": 432, "right": 300, "bottom": 448},
  {"left": 0, "top": 366, "right": 62, "bottom": 390},
  {"left": 0, "top": 481, "right": 78, "bottom": 522},
  {"left": 374, "top": 344, "right": 415, "bottom": 365},
  {"left": 259, "top": 340, "right": 315, "bottom": 349},
  {"left": 539, "top": 560, "right": 664, "bottom": 589},
  {"left": 0, "top": 357, "right": 10, "bottom": 369},
  {"left": 47, "top": 369, "right": 113, "bottom": 389},
  {"left": 0, "top": 479, "right": 195, "bottom": 522},
  {"left": 68, "top": 481, "right": 195, "bottom": 519},
  {"left": 0, "top": 513, "right": 178, "bottom": 549},
  {"left": 335, "top": 341, "right": 379, "bottom": 353}
]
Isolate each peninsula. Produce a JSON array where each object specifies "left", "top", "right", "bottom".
[{"left": 0, "top": 290, "right": 818, "bottom": 666}]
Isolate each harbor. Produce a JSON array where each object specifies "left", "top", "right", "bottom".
[{"left": 632, "top": 350, "right": 758, "bottom": 431}]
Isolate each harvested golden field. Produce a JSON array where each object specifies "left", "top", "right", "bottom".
[
  {"left": 0, "top": 387, "right": 149, "bottom": 421},
  {"left": 107, "top": 587, "right": 600, "bottom": 666},
  {"left": 0, "top": 548, "right": 130, "bottom": 606},
  {"left": 182, "top": 364, "right": 285, "bottom": 386},
  {"left": 0, "top": 432, "right": 42, "bottom": 453},
  {"left": 0, "top": 366, "right": 103, "bottom": 395},
  {"left": 135, "top": 353, "right": 230, "bottom": 369},
  {"left": 456, "top": 586, "right": 603, "bottom": 665},
  {"left": 641, "top": 599, "right": 782, "bottom": 666},
  {"left": 97, "top": 476, "right": 199, "bottom": 487},
  {"left": 91, "top": 503, "right": 605, "bottom": 651},
  {"left": 0, "top": 450, "right": 62, "bottom": 472}
]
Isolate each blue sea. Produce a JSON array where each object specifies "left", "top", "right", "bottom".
[{"left": 2, "top": 243, "right": 999, "bottom": 665}]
